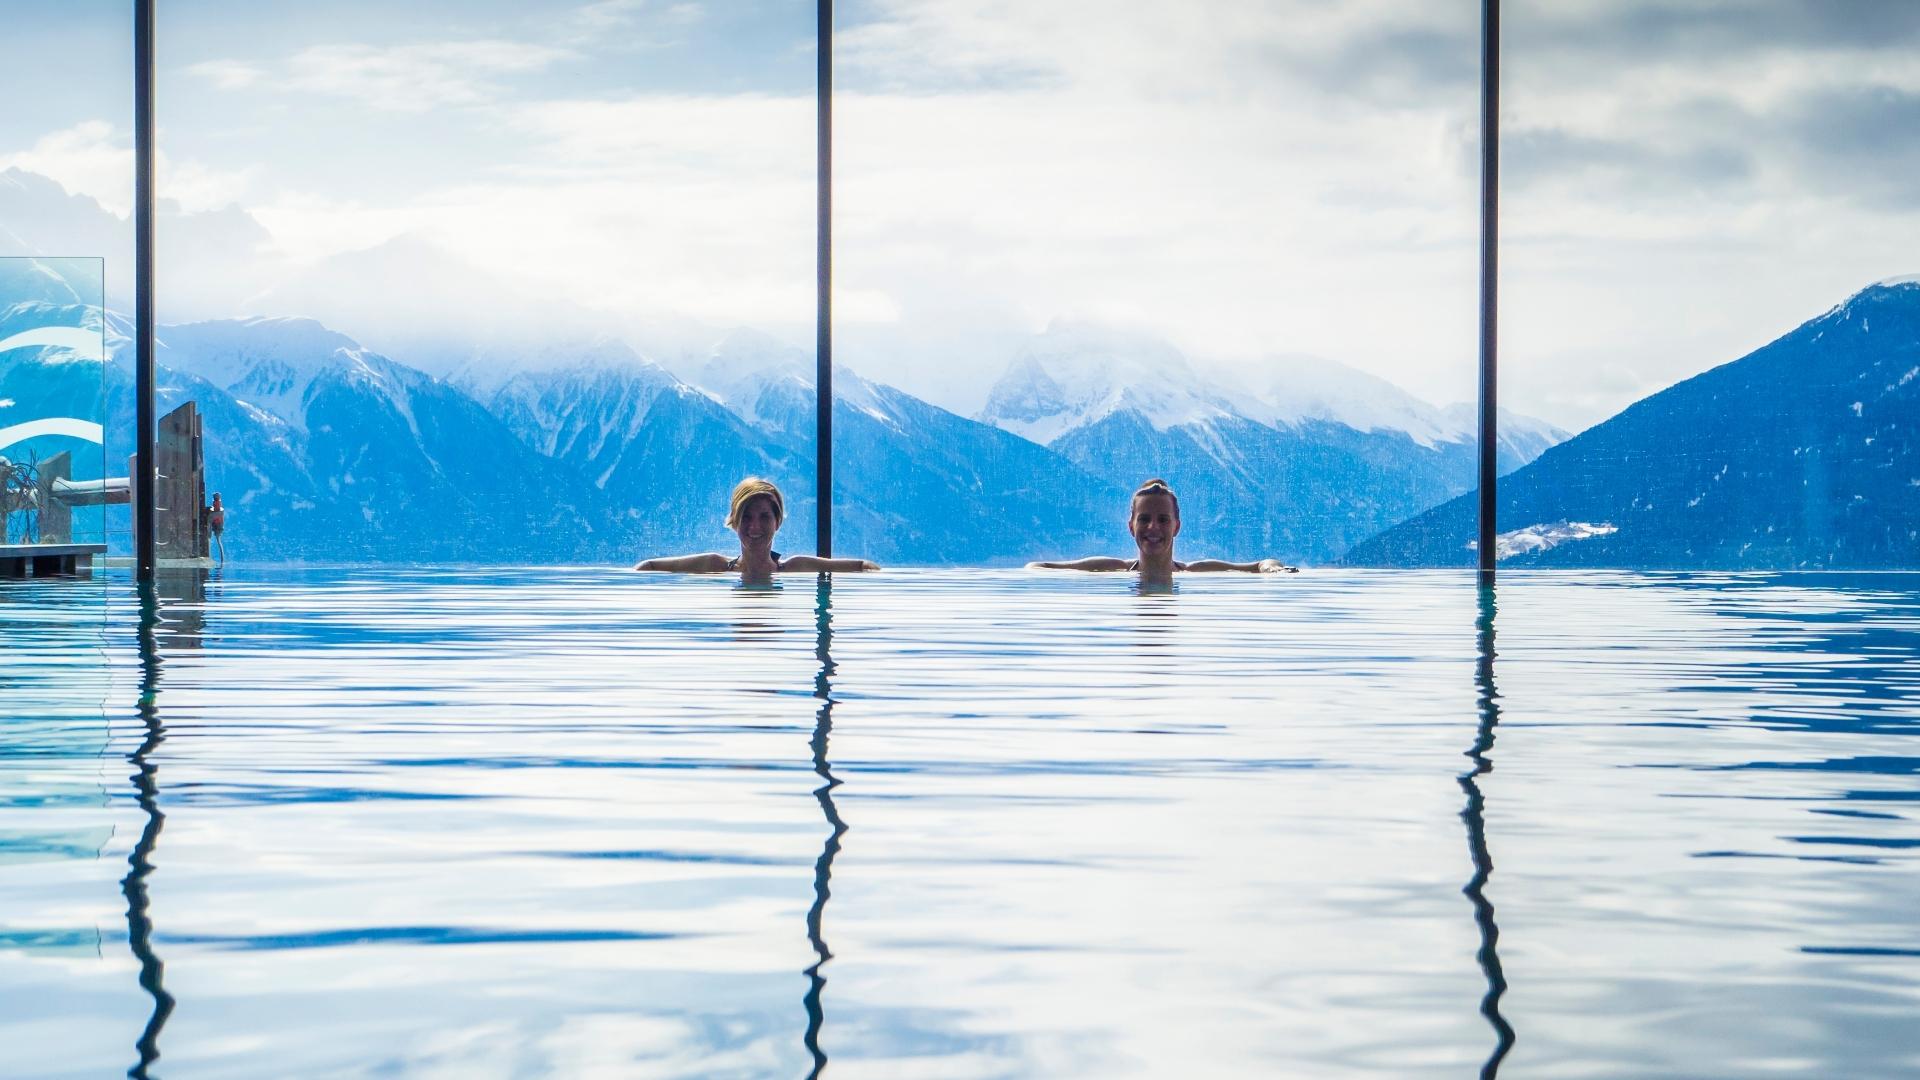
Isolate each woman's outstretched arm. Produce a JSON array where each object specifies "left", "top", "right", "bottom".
[
  {"left": 781, "top": 555, "right": 881, "bottom": 572},
  {"left": 1027, "top": 557, "right": 1133, "bottom": 571},
  {"left": 634, "top": 553, "right": 732, "bottom": 572},
  {"left": 1183, "top": 558, "right": 1298, "bottom": 573}
]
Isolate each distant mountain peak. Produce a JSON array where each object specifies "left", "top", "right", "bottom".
[
  {"left": 693, "top": 329, "right": 814, "bottom": 425},
  {"left": 1868, "top": 274, "right": 1920, "bottom": 291},
  {"left": 154, "top": 316, "right": 420, "bottom": 433},
  {"left": 979, "top": 321, "right": 1242, "bottom": 444}
]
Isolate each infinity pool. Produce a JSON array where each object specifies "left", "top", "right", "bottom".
[{"left": 2, "top": 568, "right": 1918, "bottom": 1078}]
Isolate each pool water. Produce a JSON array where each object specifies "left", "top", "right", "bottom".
[{"left": 2, "top": 568, "right": 1918, "bottom": 1078}]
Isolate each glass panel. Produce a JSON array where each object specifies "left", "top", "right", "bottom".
[
  {"left": 1481, "top": 1, "right": 1920, "bottom": 569},
  {"left": 155, "top": 0, "right": 817, "bottom": 564},
  {"left": 836, "top": 1, "right": 1512, "bottom": 569},
  {"left": 0, "top": 256, "right": 109, "bottom": 561}
]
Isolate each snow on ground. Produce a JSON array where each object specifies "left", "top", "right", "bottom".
[{"left": 1488, "top": 520, "right": 1618, "bottom": 560}]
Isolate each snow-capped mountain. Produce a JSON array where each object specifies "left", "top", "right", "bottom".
[
  {"left": 150, "top": 315, "right": 620, "bottom": 562},
  {"left": 489, "top": 353, "right": 810, "bottom": 554},
  {"left": 490, "top": 332, "right": 1122, "bottom": 565},
  {"left": 975, "top": 321, "right": 1568, "bottom": 561},
  {"left": 1434, "top": 403, "right": 1571, "bottom": 471},
  {"left": 243, "top": 234, "right": 634, "bottom": 392},
  {"left": 492, "top": 355, "right": 698, "bottom": 473},
  {"left": 723, "top": 359, "right": 1125, "bottom": 564},
  {"left": 6, "top": 229, "right": 1585, "bottom": 566},
  {"left": 1346, "top": 280, "right": 1920, "bottom": 568},
  {"left": 2, "top": 298, "right": 309, "bottom": 551},
  {"left": 1243, "top": 356, "right": 1460, "bottom": 446},
  {"left": 981, "top": 321, "right": 1253, "bottom": 445},
  {"left": 158, "top": 316, "right": 405, "bottom": 432},
  {"left": 3, "top": 284, "right": 625, "bottom": 562},
  {"left": 982, "top": 320, "right": 1567, "bottom": 459}
]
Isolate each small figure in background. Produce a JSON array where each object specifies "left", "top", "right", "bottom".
[{"left": 207, "top": 491, "right": 226, "bottom": 564}]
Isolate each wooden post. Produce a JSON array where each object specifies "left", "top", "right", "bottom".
[
  {"left": 156, "top": 402, "right": 204, "bottom": 559},
  {"left": 39, "top": 451, "right": 72, "bottom": 544}
]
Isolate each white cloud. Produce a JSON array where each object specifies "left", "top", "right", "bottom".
[
  {"left": 663, "top": 3, "right": 705, "bottom": 26},
  {"left": 0, "top": 121, "right": 256, "bottom": 216},
  {"left": 572, "top": 0, "right": 650, "bottom": 32},
  {"left": 187, "top": 59, "right": 265, "bottom": 90},
  {"left": 241, "top": 91, "right": 877, "bottom": 336},
  {"left": 164, "top": 159, "right": 262, "bottom": 213},
  {"left": 282, "top": 40, "right": 573, "bottom": 111},
  {"left": 564, "top": 0, "right": 704, "bottom": 46},
  {"left": 0, "top": 122, "right": 135, "bottom": 214},
  {"left": 249, "top": 191, "right": 433, "bottom": 264},
  {"left": 825, "top": 0, "right": 1920, "bottom": 425},
  {"left": 20, "top": 1, "right": 1920, "bottom": 429}
]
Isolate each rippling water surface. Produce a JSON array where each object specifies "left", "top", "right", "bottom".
[{"left": 2, "top": 567, "right": 1918, "bottom": 1078}]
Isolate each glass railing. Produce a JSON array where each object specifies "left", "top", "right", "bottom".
[{"left": 0, "top": 257, "right": 108, "bottom": 575}]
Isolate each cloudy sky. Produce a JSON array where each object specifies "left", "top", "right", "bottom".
[{"left": 5, "top": 0, "right": 1920, "bottom": 428}]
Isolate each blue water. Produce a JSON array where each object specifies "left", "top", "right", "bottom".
[{"left": 2, "top": 568, "right": 1918, "bottom": 1078}]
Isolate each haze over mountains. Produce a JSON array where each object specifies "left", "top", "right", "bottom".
[{"left": 1, "top": 275, "right": 1558, "bottom": 564}]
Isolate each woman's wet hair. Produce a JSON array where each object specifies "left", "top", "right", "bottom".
[
  {"left": 1132, "top": 477, "right": 1179, "bottom": 517},
  {"left": 726, "top": 477, "right": 786, "bottom": 530}
]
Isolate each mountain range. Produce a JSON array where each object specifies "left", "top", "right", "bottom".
[
  {"left": 1345, "top": 280, "right": 1920, "bottom": 568},
  {"left": 3, "top": 166, "right": 1577, "bottom": 566},
  {"left": 980, "top": 321, "right": 1564, "bottom": 561},
  {"left": 2, "top": 291, "right": 1555, "bottom": 564},
  {"left": 10, "top": 161, "right": 1916, "bottom": 569}
]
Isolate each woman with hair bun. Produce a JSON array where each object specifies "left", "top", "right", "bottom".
[
  {"left": 634, "top": 477, "right": 880, "bottom": 584},
  {"left": 1028, "top": 478, "right": 1296, "bottom": 588}
]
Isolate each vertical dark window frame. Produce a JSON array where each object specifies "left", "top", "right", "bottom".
[
  {"left": 816, "top": 0, "right": 833, "bottom": 557},
  {"left": 1477, "top": 0, "right": 1500, "bottom": 582},
  {"left": 134, "top": 0, "right": 156, "bottom": 581}
]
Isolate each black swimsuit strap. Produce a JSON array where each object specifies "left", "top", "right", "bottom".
[{"left": 727, "top": 551, "right": 783, "bottom": 571}]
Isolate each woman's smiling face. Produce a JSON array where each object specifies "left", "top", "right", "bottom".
[
  {"left": 734, "top": 495, "right": 780, "bottom": 555},
  {"left": 1129, "top": 491, "right": 1180, "bottom": 558}
]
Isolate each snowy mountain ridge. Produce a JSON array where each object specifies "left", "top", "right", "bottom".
[
  {"left": 155, "top": 316, "right": 427, "bottom": 436},
  {"left": 979, "top": 319, "right": 1569, "bottom": 454},
  {"left": 980, "top": 321, "right": 1249, "bottom": 445}
]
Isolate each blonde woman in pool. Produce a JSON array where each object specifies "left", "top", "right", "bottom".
[
  {"left": 634, "top": 477, "right": 880, "bottom": 584},
  {"left": 1028, "top": 478, "right": 1297, "bottom": 588}
]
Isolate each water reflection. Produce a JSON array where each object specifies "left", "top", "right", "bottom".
[
  {"left": 1131, "top": 594, "right": 1177, "bottom": 654},
  {"left": 151, "top": 570, "right": 207, "bottom": 650},
  {"left": 5, "top": 567, "right": 1915, "bottom": 1075},
  {"left": 729, "top": 584, "right": 785, "bottom": 642},
  {"left": 122, "top": 581, "right": 176, "bottom": 1079},
  {"left": 804, "top": 574, "right": 847, "bottom": 1078},
  {"left": 1460, "top": 583, "right": 1514, "bottom": 1077}
]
